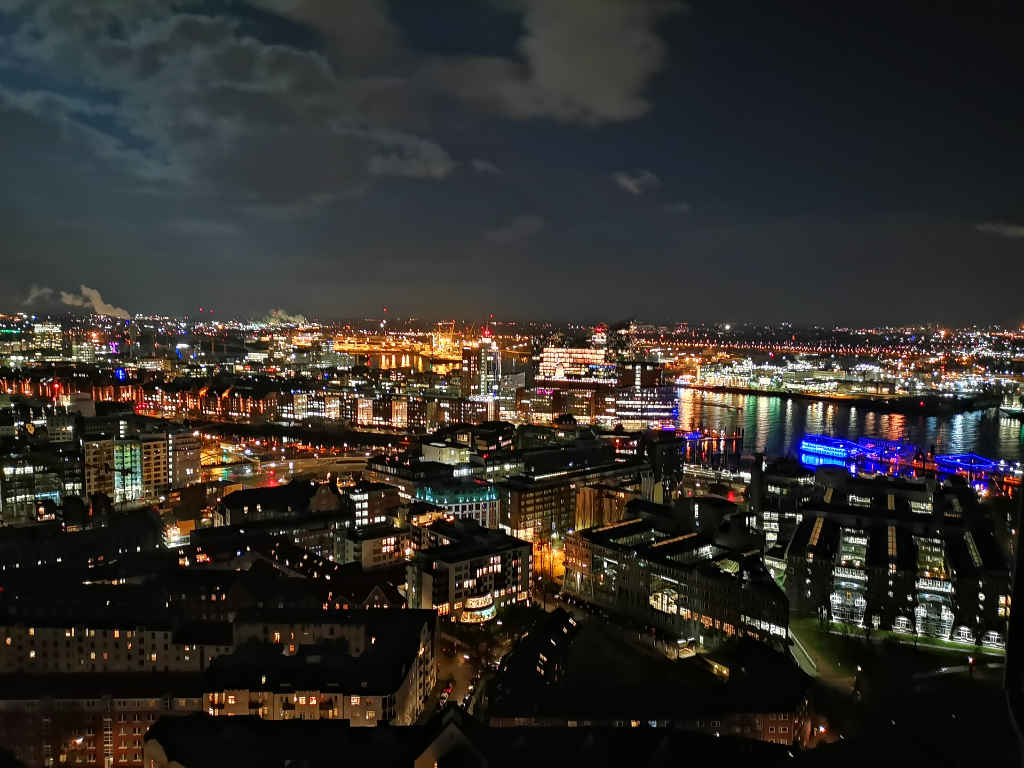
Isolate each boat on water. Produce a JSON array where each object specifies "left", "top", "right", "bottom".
[{"left": 1000, "top": 394, "right": 1024, "bottom": 420}]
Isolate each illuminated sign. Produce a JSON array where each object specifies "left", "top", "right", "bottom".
[{"left": 464, "top": 595, "right": 494, "bottom": 610}]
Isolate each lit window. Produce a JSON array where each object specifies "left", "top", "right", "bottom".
[
  {"left": 350, "top": 696, "right": 360, "bottom": 705},
  {"left": 227, "top": 695, "right": 236, "bottom": 704}
]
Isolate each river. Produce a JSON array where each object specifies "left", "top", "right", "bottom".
[{"left": 677, "top": 387, "right": 1024, "bottom": 463}]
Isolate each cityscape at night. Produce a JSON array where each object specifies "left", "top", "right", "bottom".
[{"left": 2, "top": 1, "right": 1024, "bottom": 767}]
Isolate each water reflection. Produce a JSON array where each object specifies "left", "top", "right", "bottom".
[
  {"left": 677, "top": 387, "right": 1024, "bottom": 462},
  {"left": 362, "top": 353, "right": 456, "bottom": 375}
]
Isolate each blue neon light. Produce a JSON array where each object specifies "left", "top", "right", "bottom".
[
  {"left": 798, "top": 452, "right": 857, "bottom": 474},
  {"left": 799, "top": 434, "right": 864, "bottom": 459},
  {"left": 935, "top": 453, "right": 998, "bottom": 473},
  {"left": 114, "top": 367, "right": 127, "bottom": 382}
]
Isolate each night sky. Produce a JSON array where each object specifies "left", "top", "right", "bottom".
[{"left": 1, "top": 0, "right": 1022, "bottom": 324}]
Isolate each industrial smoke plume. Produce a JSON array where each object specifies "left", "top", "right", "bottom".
[
  {"left": 23, "top": 283, "right": 130, "bottom": 319},
  {"left": 262, "top": 309, "right": 308, "bottom": 325}
]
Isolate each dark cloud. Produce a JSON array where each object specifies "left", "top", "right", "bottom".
[
  {"left": 0, "top": 0, "right": 1021, "bottom": 324},
  {"left": 0, "top": 0, "right": 454, "bottom": 211},
  {"left": 423, "top": 0, "right": 681, "bottom": 124}
]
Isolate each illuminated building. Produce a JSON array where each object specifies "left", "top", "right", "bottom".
[
  {"left": 84, "top": 431, "right": 185, "bottom": 503},
  {"left": 414, "top": 479, "right": 499, "bottom": 528},
  {"left": 0, "top": 622, "right": 233, "bottom": 675},
  {"left": 344, "top": 481, "right": 401, "bottom": 527},
  {"left": 336, "top": 522, "right": 411, "bottom": 570},
  {"left": 391, "top": 397, "right": 408, "bottom": 428},
  {"left": 71, "top": 340, "right": 98, "bottom": 362},
  {"left": 498, "top": 474, "right": 573, "bottom": 543},
  {"left": 364, "top": 456, "right": 455, "bottom": 502},
  {"left": 0, "top": 450, "right": 65, "bottom": 525},
  {"left": 167, "top": 430, "right": 201, "bottom": 489},
  {"left": 516, "top": 385, "right": 607, "bottom": 425},
  {"left": 420, "top": 442, "right": 472, "bottom": 465},
  {"left": 784, "top": 481, "right": 1011, "bottom": 647},
  {"left": 515, "top": 387, "right": 557, "bottom": 424},
  {"left": 406, "top": 518, "right": 531, "bottom": 623},
  {"left": 45, "top": 413, "right": 76, "bottom": 444},
  {"left": 754, "top": 458, "right": 814, "bottom": 549},
  {"left": 479, "top": 331, "right": 501, "bottom": 398},
  {"left": 113, "top": 439, "right": 142, "bottom": 503},
  {"left": 205, "top": 611, "right": 436, "bottom": 726},
  {"left": 574, "top": 483, "right": 638, "bottom": 529},
  {"left": 84, "top": 437, "right": 115, "bottom": 500},
  {"left": 31, "top": 322, "right": 62, "bottom": 353},
  {"left": 614, "top": 386, "right": 677, "bottom": 430},
  {"left": 617, "top": 360, "right": 662, "bottom": 389},
  {"left": 139, "top": 434, "right": 170, "bottom": 500},
  {"left": 498, "top": 459, "right": 651, "bottom": 546},
  {"left": 498, "top": 370, "right": 526, "bottom": 420},
  {"left": 563, "top": 515, "right": 788, "bottom": 650},
  {"left": 0, "top": 679, "right": 203, "bottom": 768},
  {"left": 538, "top": 347, "right": 611, "bottom": 381},
  {"left": 356, "top": 397, "right": 374, "bottom": 426},
  {"left": 460, "top": 330, "right": 501, "bottom": 399}
]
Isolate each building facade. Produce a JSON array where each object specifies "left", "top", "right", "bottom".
[
  {"left": 406, "top": 520, "right": 532, "bottom": 624},
  {"left": 564, "top": 517, "right": 789, "bottom": 650}
]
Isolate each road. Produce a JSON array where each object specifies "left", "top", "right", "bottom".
[{"left": 417, "top": 638, "right": 484, "bottom": 722}]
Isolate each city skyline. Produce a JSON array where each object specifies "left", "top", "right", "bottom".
[
  {"left": 2, "top": 1, "right": 1023, "bottom": 323},
  {"left": 2, "top": 4, "right": 1023, "bottom": 764}
]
